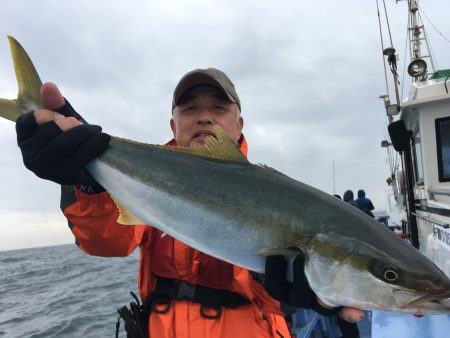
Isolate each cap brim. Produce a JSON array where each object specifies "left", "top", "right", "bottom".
[{"left": 173, "top": 72, "right": 236, "bottom": 107}]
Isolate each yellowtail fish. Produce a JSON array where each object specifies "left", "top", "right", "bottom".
[{"left": 1, "top": 36, "right": 449, "bottom": 315}]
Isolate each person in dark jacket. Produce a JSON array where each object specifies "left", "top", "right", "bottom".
[
  {"left": 355, "top": 189, "right": 375, "bottom": 212},
  {"left": 343, "top": 190, "right": 358, "bottom": 207}
]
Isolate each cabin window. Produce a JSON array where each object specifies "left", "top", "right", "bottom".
[
  {"left": 435, "top": 117, "right": 450, "bottom": 182},
  {"left": 412, "top": 128, "right": 424, "bottom": 184}
]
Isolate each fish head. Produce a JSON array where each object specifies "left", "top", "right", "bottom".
[{"left": 303, "top": 233, "right": 450, "bottom": 314}]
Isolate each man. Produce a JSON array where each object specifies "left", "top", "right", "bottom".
[
  {"left": 16, "top": 68, "right": 362, "bottom": 337},
  {"left": 355, "top": 189, "right": 375, "bottom": 212},
  {"left": 343, "top": 190, "right": 358, "bottom": 208}
]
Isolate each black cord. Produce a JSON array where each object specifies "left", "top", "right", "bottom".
[
  {"left": 444, "top": 75, "right": 450, "bottom": 93},
  {"left": 130, "top": 291, "right": 141, "bottom": 307}
]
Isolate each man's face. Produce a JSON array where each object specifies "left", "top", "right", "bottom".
[{"left": 171, "top": 85, "right": 244, "bottom": 147}]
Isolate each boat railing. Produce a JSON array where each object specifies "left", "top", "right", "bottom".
[
  {"left": 428, "top": 188, "right": 450, "bottom": 200},
  {"left": 411, "top": 212, "right": 450, "bottom": 228},
  {"left": 291, "top": 309, "right": 372, "bottom": 337}
]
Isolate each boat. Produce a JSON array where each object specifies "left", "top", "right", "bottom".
[
  {"left": 380, "top": 0, "right": 450, "bottom": 278},
  {"left": 290, "top": 1, "right": 450, "bottom": 336}
]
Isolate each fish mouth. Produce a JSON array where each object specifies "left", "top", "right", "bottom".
[{"left": 394, "top": 289, "right": 450, "bottom": 314}]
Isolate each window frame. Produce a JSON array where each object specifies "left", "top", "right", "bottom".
[
  {"left": 435, "top": 116, "right": 450, "bottom": 182},
  {"left": 411, "top": 127, "right": 424, "bottom": 185}
]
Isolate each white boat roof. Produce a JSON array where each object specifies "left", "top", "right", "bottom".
[{"left": 401, "top": 70, "right": 450, "bottom": 115}]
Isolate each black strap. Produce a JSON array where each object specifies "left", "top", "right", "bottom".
[
  {"left": 116, "top": 294, "right": 147, "bottom": 338},
  {"left": 116, "top": 278, "right": 251, "bottom": 337},
  {"left": 144, "top": 277, "right": 250, "bottom": 319}
]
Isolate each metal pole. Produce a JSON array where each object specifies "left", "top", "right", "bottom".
[{"left": 333, "top": 160, "right": 336, "bottom": 195}]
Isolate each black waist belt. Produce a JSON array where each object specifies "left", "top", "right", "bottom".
[
  {"left": 116, "top": 278, "right": 252, "bottom": 338},
  {"left": 144, "top": 277, "right": 251, "bottom": 319}
]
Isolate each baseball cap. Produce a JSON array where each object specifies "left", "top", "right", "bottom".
[{"left": 172, "top": 68, "right": 241, "bottom": 111}]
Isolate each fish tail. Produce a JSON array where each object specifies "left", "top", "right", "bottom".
[{"left": 0, "top": 36, "right": 43, "bottom": 122}]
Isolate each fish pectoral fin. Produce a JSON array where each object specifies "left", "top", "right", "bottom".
[
  {"left": 110, "top": 195, "right": 144, "bottom": 225},
  {"left": 255, "top": 246, "right": 302, "bottom": 257}
]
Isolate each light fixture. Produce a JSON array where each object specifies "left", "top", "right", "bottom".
[
  {"left": 386, "top": 104, "right": 399, "bottom": 116},
  {"left": 407, "top": 59, "right": 427, "bottom": 78}
]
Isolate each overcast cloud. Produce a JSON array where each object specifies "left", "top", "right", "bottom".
[{"left": 1, "top": 0, "right": 449, "bottom": 250}]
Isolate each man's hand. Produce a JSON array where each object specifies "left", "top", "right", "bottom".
[
  {"left": 16, "top": 82, "right": 111, "bottom": 187},
  {"left": 264, "top": 253, "right": 364, "bottom": 323}
]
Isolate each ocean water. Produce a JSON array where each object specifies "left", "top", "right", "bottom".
[
  {"left": 2, "top": 245, "right": 449, "bottom": 338},
  {"left": 0, "top": 244, "right": 139, "bottom": 338}
]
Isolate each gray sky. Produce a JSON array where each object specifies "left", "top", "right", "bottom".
[{"left": 1, "top": 0, "right": 449, "bottom": 251}]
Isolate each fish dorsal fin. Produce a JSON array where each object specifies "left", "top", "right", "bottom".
[
  {"left": 113, "top": 125, "right": 249, "bottom": 163},
  {"left": 257, "top": 164, "right": 285, "bottom": 175},
  {"left": 171, "top": 125, "right": 248, "bottom": 163},
  {"left": 110, "top": 195, "right": 144, "bottom": 225}
]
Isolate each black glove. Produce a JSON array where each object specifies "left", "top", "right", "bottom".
[
  {"left": 16, "top": 99, "right": 111, "bottom": 189},
  {"left": 264, "top": 252, "right": 339, "bottom": 316}
]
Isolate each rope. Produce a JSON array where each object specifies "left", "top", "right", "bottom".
[
  {"left": 376, "top": 0, "right": 390, "bottom": 96},
  {"left": 383, "top": 130, "right": 399, "bottom": 177},
  {"left": 382, "top": 0, "right": 394, "bottom": 47},
  {"left": 401, "top": 12, "right": 409, "bottom": 100},
  {"left": 0, "top": 122, "right": 59, "bottom": 246},
  {"left": 419, "top": 12, "right": 438, "bottom": 71},
  {"left": 417, "top": 2, "right": 450, "bottom": 44},
  {"left": 21, "top": 168, "right": 60, "bottom": 245}
]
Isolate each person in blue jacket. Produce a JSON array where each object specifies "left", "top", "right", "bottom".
[{"left": 355, "top": 189, "right": 374, "bottom": 212}]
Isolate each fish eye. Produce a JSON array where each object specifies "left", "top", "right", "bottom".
[{"left": 384, "top": 269, "right": 398, "bottom": 282}]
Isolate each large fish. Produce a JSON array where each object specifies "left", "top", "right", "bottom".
[{"left": 1, "top": 36, "right": 450, "bottom": 315}]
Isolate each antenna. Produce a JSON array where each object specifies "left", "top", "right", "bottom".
[
  {"left": 406, "top": 0, "right": 435, "bottom": 81},
  {"left": 332, "top": 160, "right": 336, "bottom": 194},
  {"left": 376, "top": 0, "right": 401, "bottom": 118}
]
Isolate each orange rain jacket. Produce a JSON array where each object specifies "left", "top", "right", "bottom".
[{"left": 61, "top": 135, "right": 291, "bottom": 338}]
